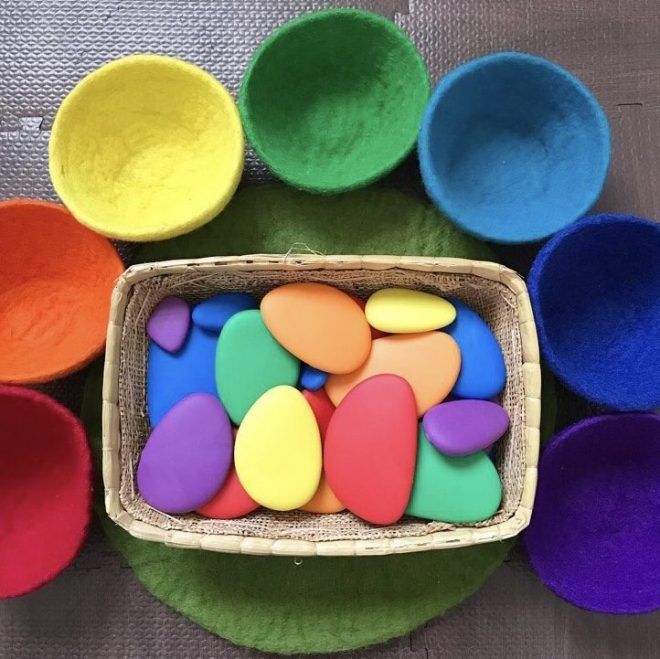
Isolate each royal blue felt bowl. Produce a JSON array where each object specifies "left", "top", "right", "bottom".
[
  {"left": 418, "top": 52, "right": 611, "bottom": 243},
  {"left": 524, "top": 413, "right": 660, "bottom": 614},
  {"left": 529, "top": 214, "right": 660, "bottom": 411}
]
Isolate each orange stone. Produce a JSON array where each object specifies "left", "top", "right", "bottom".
[
  {"left": 261, "top": 283, "right": 372, "bottom": 374},
  {"left": 300, "top": 389, "right": 345, "bottom": 514},
  {"left": 325, "top": 332, "right": 461, "bottom": 416}
]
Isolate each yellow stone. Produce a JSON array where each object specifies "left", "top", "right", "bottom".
[
  {"left": 365, "top": 288, "right": 456, "bottom": 334},
  {"left": 235, "top": 386, "right": 322, "bottom": 511}
]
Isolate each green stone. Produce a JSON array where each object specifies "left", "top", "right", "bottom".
[
  {"left": 406, "top": 425, "right": 502, "bottom": 523},
  {"left": 215, "top": 309, "right": 299, "bottom": 424}
]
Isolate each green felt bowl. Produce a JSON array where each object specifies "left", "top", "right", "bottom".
[{"left": 239, "top": 9, "right": 430, "bottom": 193}]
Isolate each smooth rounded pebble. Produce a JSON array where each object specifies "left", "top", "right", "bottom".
[
  {"left": 137, "top": 393, "right": 233, "bottom": 514},
  {"left": 325, "top": 375, "right": 417, "bottom": 525},
  {"left": 192, "top": 292, "right": 257, "bottom": 333},
  {"left": 299, "top": 364, "right": 329, "bottom": 391},
  {"left": 365, "top": 288, "right": 455, "bottom": 333},
  {"left": 445, "top": 298, "right": 506, "bottom": 399},
  {"left": 216, "top": 309, "right": 299, "bottom": 424},
  {"left": 261, "top": 283, "right": 372, "bottom": 374},
  {"left": 423, "top": 399, "right": 509, "bottom": 456},
  {"left": 235, "top": 386, "right": 322, "bottom": 511},
  {"left": 325, "top": 332, "right": 461, "bottom": 416},
  {"left": 147, "top": 297, "right": 191, "bottom": 353},
  {"left": 406, "top": 425, "right": 502, "bottom": 523}
]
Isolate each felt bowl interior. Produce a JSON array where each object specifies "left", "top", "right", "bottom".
[
  {"left": 239, "top": 9, "right": 429, "bottom": 192},
  {"left": 49, "top": 54, "right": 244, "bottom": 241},
  {"left": 0, "top": 386, "right": 91, "bottom": 598},
  {"left": 418, "top": 52, "right": 610, "bottom": 243},
  {"left": 529, "top": 214, "right": 660, "bottom": 410},
  {"left": 524, "top": 414, "right": 660, "bottom": 614},
  {"left": 0, "top": 199, "right": 124, "bottom": 384}
]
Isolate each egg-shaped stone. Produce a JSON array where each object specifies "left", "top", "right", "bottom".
[
  {"left": 445, "top": 299, "right": 506, "bottom": 399},
  {"left": 137, "top": 393, "right": 233, "bottom": 514},
  {"left": 324, "top": 375, "right": 418, "bottom": 525},
  {"left": 406, "top": 425, "right": 502, "bottom": 523},
  {"left": 325, "top": 332, "right": 461, "bottom": 416},
  {"left": 192, "top": 292, "right": 257, "bottom": 333},
  {"left": 147, "top": 324, "right": 218, "bottom": 427},
  {"left": 365, "top": 288, "right": 456, "bottom": 334},
  {"left": 299, "top": 363, "right": 329, "bottom": 391},
  {"left": 216, "top": 309, "right": 299, "bottom": 424},
  {"left": 235, "top": 386, "right": 322, "bottom": 511},
  {"left": 261, "top": 283, "right": 371, "bottom": 374},
  {"left": 423, "top": 399, "right": 510, "bottom": 456},
  {"left": 147, "top": 296, "right": 191, "bottom": 353},
  {"left": 300, "top": 388, "right": 344, "bottom": 514}
]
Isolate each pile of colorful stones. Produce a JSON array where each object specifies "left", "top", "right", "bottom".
[{"left": 139, "top": 283, "right": 508, "bottom": 526}]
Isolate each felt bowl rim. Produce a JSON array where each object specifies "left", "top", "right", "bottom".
[
  {"left": 528, "top": 213, "right": 660, "bottom": 410},
  {"left": 418, "top": 51, "right": 611, "bottom": 244},
  {"left": 0, "top": 385, "right": 92, "bottom": 598},
  {"left": 49, "top": 53, "right": 244, "bottom": 242},
  {"left": 524, "top": 413, "right": 660, "bottom": 614},
  {"left": 0, "top": 198, "right": 124, "bottom": 384},
  {"left": 239, "top": 8, "right": 430, "bottom": 193}
]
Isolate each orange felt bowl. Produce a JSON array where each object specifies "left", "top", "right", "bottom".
[{"left": 0, "top": 200, "right": 123, "bottom": 384}]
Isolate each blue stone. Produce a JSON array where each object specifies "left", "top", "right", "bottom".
[
  {"left": 192, "top": 292, "right": 257, "bottom": 333},
  {"left": 299, "top": 364, "right": 328, "bottom": 391}
]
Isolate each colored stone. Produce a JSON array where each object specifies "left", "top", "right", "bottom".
[
  {"left": 325, "top": 332, "right": 461, "bottom": 416},
  {"left": 216, "top": 309, "right": 299, "bottom": 424},
  {"left": 349, "top": 294, "right": 387, "bottom": 339},
  {"left": 137, "top": 393, "right": 233, "bottom": 514},
  {"left": 299, "top": 364, "right": 329, "bottom": 391},
  {"left": 147, "top": 324, "right": 218, "bottom": 427},
  {"left": 365, "top": 288, "right": 455, "bottom": 334},
  {"left": 197, "top": 429, "right": 259, "bottom": 519},
  {"left": 324, "top": 375, "right": 417, "bottom": 525},
  {"left": 261, "top": 283, "right": 371, "bottom": 374},
  {"left": 423, "top": 399, "right": 509, "bottom": 456},
  {"left": 406, "top": 425, "right": 502, "bottom": 523},
  {"left": 192, "top": 292, "right": 257, "bottom": 333},
  {"left": 235, "top": 386, "right": 322, "bottom": 511},
  {"left": 445, "top": 299, "right": 506, "bottom": 399},
  {"left": 146, "top": 296, "right": 191, "bottom": 353},
  {"left": 300, "top": 388, "right": 344, "bottom": 514}
]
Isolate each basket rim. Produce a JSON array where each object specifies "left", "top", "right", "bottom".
[{"left": 102, "top": 254, "right": 541, "bottom": 556}]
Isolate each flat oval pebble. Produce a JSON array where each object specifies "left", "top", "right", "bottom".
[
  {"left": 406, "top": 425, "right": 502, "bottom": 523},
  {"left": 423, "top": 399, "right": 509, "bottom": 456},
  {"left": 197, "top": 429, "right": 259, "bottom": 519},
  {"left": 300, "top": 388, "right": 344, "bottom": 514},
  {"left": 192, "top": 292, "right": 257, "bottom": 333},
  {"left": 365, "top": 288, "right": 455, "bottom": 333},
  {"left": 147, "top": 324, "right": 218, "bottom": 427},
  {"left": 325, "top": 375, "right": 417, "bottom": 525},
  {"left": 137, "top": 393, "right": 233, "bottom": 514},
  {"left": 216, "top": 309, "right": 299, "bottom": 424},
  {"left": 299, "top": 364, "right": 328, "bottom": 391},
  {"left": 147, "top": 296, "right": 191, "bottom": 353},
  {"left": 349, "top": 294, "right": 387, "bottom": 339},
  {"left": 261, "top": 283, "right": 371, "bottom": 374},
  {"left": 325, "top": 332, "right": 461, "bottom": 416},
  {"left": 235, "top": 386, "right": 321, "bottom": 511},
  {"left": 445, "top": 299, "right": 506, "bottom": 399}
]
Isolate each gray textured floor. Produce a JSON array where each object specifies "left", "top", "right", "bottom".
[{"left": 1, "top": 1, "right": 660, "bottom": 657}]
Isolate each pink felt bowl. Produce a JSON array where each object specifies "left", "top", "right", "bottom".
[{"left": 0, "top": 386, "right": 92, "bottom": 598}]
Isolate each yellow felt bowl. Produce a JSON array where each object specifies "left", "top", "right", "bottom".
[{"left": 49, "top": 54, "right": 244, "bottom": 241}]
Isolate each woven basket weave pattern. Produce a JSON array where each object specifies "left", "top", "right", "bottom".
[{"left": 103, "top": 255, "right": 540, "bottom": 556}]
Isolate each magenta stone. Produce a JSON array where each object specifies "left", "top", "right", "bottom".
[
  {"left": 422, "top": 399, "right": 509, "bottom": 456},
  {"left": 147, "top": 296, "right": 191, "bottom": 353},
  {"left": 137, "top": 393, "right": 233, "bottom": 513}
]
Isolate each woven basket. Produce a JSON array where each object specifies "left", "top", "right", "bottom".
[{"left": 102, "top": 254, "right": 541, "bottom": 556}]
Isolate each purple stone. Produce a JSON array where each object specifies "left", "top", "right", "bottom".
[
  {"left": 422, "top": 399, "right": 509, "bottom": 456},
  {"left": 137, "top": 393, "right": 233, "bottom": 513},
  {"left": 147, "top": 297, "right": 191, "bottom": 353}
]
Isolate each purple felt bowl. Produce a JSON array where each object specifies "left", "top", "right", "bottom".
[{"left": 524, "top": 413, "right": 660, "bottom": 614}]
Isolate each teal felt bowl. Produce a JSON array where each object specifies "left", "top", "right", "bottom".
[{"left": 418, "top": 52, "right": 611, "bottom": 243}]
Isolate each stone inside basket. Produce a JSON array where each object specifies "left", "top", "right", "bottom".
[{"left": 103, "top": 254, "right": 541, "bottom": 556}]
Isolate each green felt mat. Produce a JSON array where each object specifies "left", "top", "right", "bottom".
[{"left": 83, "top": 185, "right": 555, "bottom": 654}]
